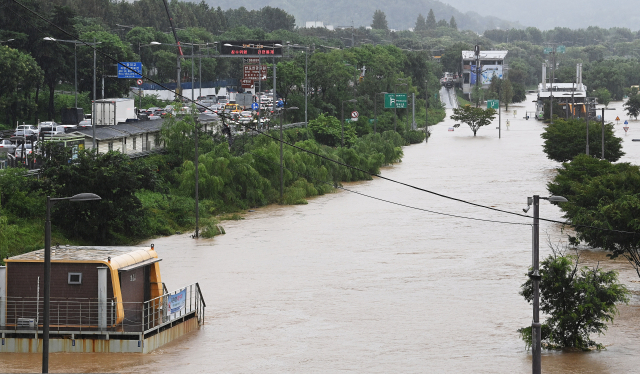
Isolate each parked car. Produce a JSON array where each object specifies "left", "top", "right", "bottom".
[
  {"left": 0, "top": 139, "right": 17, "bottom": 154},
  {"left": 38, "top": 122, "right": 65, "bottom": 137},
  {"left": 14, "top": 124, "right": 37, "bottom": 138},
  {"left": 78, "top": 119, "right": 92, "bottom": 129},
  {"left": 15, "top": 142, "right": 38, "bottom": 159}
]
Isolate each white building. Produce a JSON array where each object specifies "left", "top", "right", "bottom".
[{"left": 461, "top": 50, "right": 508, "bottom": 97}]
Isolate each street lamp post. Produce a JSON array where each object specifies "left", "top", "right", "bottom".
[
  {"left": 341, "top": 99, "right": 357, "bottom": 147},
  {"left": 43, "top": 37, "right": 100, "bottom": 148},
  {"left": 279, "top": 106, "right": 298, "bottom": 200},
  {"left": 425, "top": 79, "right": 429, "bottom": 142},
  {"left": 289, "top": 44, "right": 310, "bottom": 128},
  {"left": 374, "top": 92, "right": 388, "bottom": 134},
  {"left": 524, "top": 194, "right": 568, "bottom": 374},
  {"left": 43, "top": 193, "right": 101, "bottom": 373}
]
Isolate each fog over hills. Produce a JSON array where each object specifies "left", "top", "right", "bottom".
[
  {"left": 206, "top": 0, "right": 638, "bottom": 31},
  {"left": 206, "top": 0, "right": 520, "bottom": 32},
  {"left": 439, "top": 0, "right": 640, "bottom": 31}
]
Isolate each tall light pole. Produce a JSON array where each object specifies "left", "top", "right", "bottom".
[
  {"left": 43, "top": 193, "right": 101, "bottom": 373},
  {"left": 43, "top": 37, "right": 79, "bottom": 107},
  {"left": 279, "top": 106, "right": 298, "bottom": 200},
  {"left": 43, "top": 37, "right": 99, "bottom": 147},
  {"left": 601, "top": 108, "right": 605, "bottom": 160},
  {"left": 524, "top": 194, "right": 567, "bottom": 374},
  {"left": 341, "top": 99, "right": 357, "bottom": 147},
  {"left": 289, "top": 44, "right": 310, "bottom": 128},
  {"left": 374, "top": 92, "right": 388, "bottom": 134},
  {"left": 425, "top": 79, "right": 429, "bottom": 142}
]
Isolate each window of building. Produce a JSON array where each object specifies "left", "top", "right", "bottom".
[
  {"left": 68, "top": 272, "right": 82, "bottom": 284},
  {"left": 108, "top": 142, "right": 113, "bottom": 151},
  {"left": 133, "top": 137, "right": 136, "bottom": 150}
]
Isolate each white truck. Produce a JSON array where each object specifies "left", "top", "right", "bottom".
[{"left": 92, "top": 98, "right": 137, "bottom": 126}]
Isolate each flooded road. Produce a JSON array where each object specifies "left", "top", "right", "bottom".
[{"left": 2, "top": 96, "right": 640, "bottom": 373}]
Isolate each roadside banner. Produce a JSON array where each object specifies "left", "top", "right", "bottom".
[{"left": 168, "top": 289, "right": 186, "bottom": 314}]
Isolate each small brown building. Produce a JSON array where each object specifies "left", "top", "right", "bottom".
[{"left": 1, "top": 245, "right": 162, "bottom": 330}]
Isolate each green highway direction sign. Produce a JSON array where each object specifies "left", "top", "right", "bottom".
[
  {"left": 543, "top": 45, "right": 565, "bottom": 54},
  {"left": 384, "top": 93, "right": 407, "bottom": 109},
  {"left": 486, "top": 100, "right": 499, "bottom": 109}
]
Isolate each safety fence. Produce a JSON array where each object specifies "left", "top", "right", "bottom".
[{"left": 0, "top": 283, "right": 205, "bottom": 335}]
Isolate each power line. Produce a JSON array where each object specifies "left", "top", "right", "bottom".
[
  {"left": 248, "top": 150, "right": 530, "bottom": 226},
  {"left": 11, "top": 0, "right": 638, "bottom": 239}
]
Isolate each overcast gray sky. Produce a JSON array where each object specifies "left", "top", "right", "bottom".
[{"left": 439, "top": 0, "right": 639, "bottom": 30}]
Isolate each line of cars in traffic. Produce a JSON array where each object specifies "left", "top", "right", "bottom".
[{"left": 1, "top": 121, "right": 86, "bottom": 159}]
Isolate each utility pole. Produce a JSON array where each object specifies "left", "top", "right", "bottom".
[
  {"left": 601, "top": 108, "right": 605, "bottom": 160},
  {"left": 475, "top": 44, "right": 480, "bottom": 108},
  {"left": 194, "top": 121, "right": 199, "bottom": 238},
  {"left": 425, "top": 79, "right": 429, "bottom": 143},
  {"left": 550, "top": 47, "right": 555, "bottom": 124},
  {"left": 586, "top": 100, "right": 590, "bottom": 156},
  {"left": 531, "top": 195, "right": 541, "bottom": 374}
]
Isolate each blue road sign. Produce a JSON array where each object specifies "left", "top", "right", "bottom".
[
  {"left": 251, "top": 102, "right": 259, "bottom": 111},
  {"left": 117, "top": 62, "right": 142, "bottom": 79},
  {"left": 624, "top": 120, "right": 629, "bottom": 124}
]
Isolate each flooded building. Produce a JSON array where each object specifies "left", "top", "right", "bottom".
[
  {"left": 461, "top": 50, "right": 508, "bottom": 98},
  {"left": 535, "top": 63, "right": 593, "bottom": 120},
  {"left": 0, "top": 245, "right": 205, "bottom": 353}
]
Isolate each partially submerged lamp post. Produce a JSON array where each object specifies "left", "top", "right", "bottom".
[
  {"left": 43, "top": 193, "right": 101, "bottom": 373},
  {"left": 523, "top": 194, "right": 567, "bottom": 374},
  {"left": 279, "top": 106, "right": 298, "bottom": 200}
]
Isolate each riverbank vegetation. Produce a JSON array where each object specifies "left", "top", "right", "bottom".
[{"left": 0, "top": 109, "right": 422, "bottom": 261}]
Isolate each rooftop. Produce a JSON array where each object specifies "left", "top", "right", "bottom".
[{"left": 5, "top": 245, "right": 159, "bottom": 270}]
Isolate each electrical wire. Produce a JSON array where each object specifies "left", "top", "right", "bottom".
[
  {"left": 10, "top": 0, "right": 639, "bottom": 238},
  {"left": 247, "top": 150, "right": 530, "bottom": 226}
]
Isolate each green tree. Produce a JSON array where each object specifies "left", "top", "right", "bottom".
[
  {"left": 548, "top": 155, "right": 640, "bottom": 278},
  {"left": 440, "top": 42, "right": 470, "bottom": 76},
  {"left": 414, "top": 14, "right": 427, "bottom": 32},
  {"left": 449, "top": 16, "right": 457, "bottom": 30},
  {"left": 450, "top": 105, "right": 496, "bottom": 136},
  {"left": 624, "top": 93, "right": 640, "bottom": 119},
  {"left": 371, "top": 10, "right": 388, "bottom": 31},
  {"left": 308, "top": 113, "right": 356, "bottom": 147},
  {"left": 38, "top": 149, "right": 161, "bottom": 244},
  {"left": 518, "top": 246, "right": 629, "bottom": 350},
  {"left": 0, "top": 46, "right": 43, "bottom": 127},
  {"left": 426, "top": 9, "right": 436, "bottom": 30},
  {"left": 594, "top": 87, "right": 612, "bottom": 107},
  {"left": 541, "top": 119, "right": 623, "bottom": 162}
]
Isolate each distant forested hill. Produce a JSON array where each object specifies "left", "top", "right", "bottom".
[{"left": 205, "top": 0, "right": 520, "bottom": 32}]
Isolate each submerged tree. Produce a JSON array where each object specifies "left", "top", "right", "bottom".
[
  {"left": 518, "top": 245, "right": 629, "bottom": 350},
  {"left": 450, "top": 105, "right": 496, "bottom": 136},
  {"left": 541, "top": 119, "right": 623, "bottom": 162},
  {"left": 624, "top": 93, "right": 640, "bottom": 119}
]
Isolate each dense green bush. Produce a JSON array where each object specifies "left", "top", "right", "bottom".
[{"left": 541, "top": 118, "right": 623, "bottom": 162}]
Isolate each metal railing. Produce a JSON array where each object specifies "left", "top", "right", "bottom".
[{"left": 0, "top": 283, "right": 205, "bottom": 335}]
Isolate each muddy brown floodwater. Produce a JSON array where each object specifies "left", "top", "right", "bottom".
[{"left": 2, "top": 95, "right": 640, "bottom": 373}]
